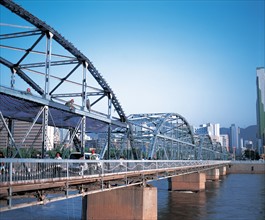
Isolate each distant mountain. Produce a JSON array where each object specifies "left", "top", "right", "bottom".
[
  {"left": 220, "top": 125, "right": 257, "bottom": 144},
  {"left": 220, "top": 127, "right": 230, "bottom": 135},
  {"left": 240, "top": 125, "right": 257, "bottom": 143}
]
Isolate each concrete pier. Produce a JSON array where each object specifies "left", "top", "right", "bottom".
[
  {"left": 205, "top": 168, "right": 220, "bottom": 181},
  {"left": 82, "top": 186, "right": 157, "bottom": 220},
  {"left": 219, "top": 166, "right": 227, "bottom": 176},
  {"left": 168, "top": 172, "right": 206, "bottom": 192}
]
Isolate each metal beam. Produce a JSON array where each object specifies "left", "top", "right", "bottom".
[
  {"left": 0, "top": 29, "right": 42, "bottom": 40},
  {"left": 0, "top": 57, "right": 44, "bottom": 95},
  {"left": 0, "top": 0, "right": 127, "bottom": 122},
  {"left": 16, "top": 33, "right": 45, "bottom": 66},
  {"left": 0, "top": 111, "right": 22, "bottom": 158}
]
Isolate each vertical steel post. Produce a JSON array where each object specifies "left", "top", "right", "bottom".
[
  {"left": 7, "top": 119, "right": 14, "bottom": 157},
  {"left": 107, "top": 125, "right": 111, "bottom": 160},
  {"left": 177, "top": 144, "right": 180, "bottom": 160},
  {"left": 10, "top": 68, "right": 16, "bottom": 89},
  {"left": 44, "top": 32, "right": 53, "bottom": 99},
  {"left": 107, "top": 93, "right": 112, "bottom": 159},
  {"left": 198, "top": 137, "right": 203, "bottom": 160},
  {"left": 42, "top": 106, "right": 49, "bottom": 158},
  {"left": 108, "top": 93, "right": 112, "bottom": 119},
  {"left": 82, "top": 62, "right": 88, "bottom": 111},
  {"left": 80, "top": 116, "right": 86, "bottom": 155}
]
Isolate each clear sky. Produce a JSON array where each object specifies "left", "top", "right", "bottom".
[{"left": 1, "top": 0, "right": 265, "bottom": 128}]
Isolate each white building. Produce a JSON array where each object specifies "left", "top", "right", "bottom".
[
  {"left": 194, "top": 123, "right": 221, "bottom": 142},
  {"left": 220, "top": 134, "right": 229, "bottom": 151}
]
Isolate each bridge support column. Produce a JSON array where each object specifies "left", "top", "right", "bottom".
[
  {"left": 168, "top": 173, "right": 206, "bottom": 192},
  {"left": 82, "top": 186, "right": 157, "bottom": 220},
  {"left": 205, "top": 168, "right": 220, "bottom": 181},
  {"left": 219, "top": 166, "right": 227, "bottom": 176}
]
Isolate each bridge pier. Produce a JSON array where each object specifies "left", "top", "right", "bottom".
[
  {"left": 219, "top": 166, "right": 227, "bottom": 176},
  {"left": 168, "top": 172, "right": 206, "bottom": 192},
  {"left": 82, "top": 186, "right": 157, "bottom": 220},
  {"left": 205, "top": 168, "right": 220, "bottom": 181}
]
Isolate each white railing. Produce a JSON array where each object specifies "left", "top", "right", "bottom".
[
  {"left": 231, "top": 160, "right": 265, "bottom": 164},
  {"left": 0, "top": 158, "right": 230, "bottom": 183},
  {"left": 0, "top": 159, "right": 230, "bottom": 212}
]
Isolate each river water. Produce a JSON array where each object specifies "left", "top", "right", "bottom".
[{"left": 0, "top": 174, "right": 264, "bottom": 220}]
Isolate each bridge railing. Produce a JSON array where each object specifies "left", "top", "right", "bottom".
[
  {"left": 0, "top": 158, "right": 230, "bottom": 183},
  {"left": 230, "top": 160, "right": 265, "bottom": 164}
]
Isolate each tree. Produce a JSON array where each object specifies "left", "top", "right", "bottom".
[{"left": 244, "top": 149, "right": 260, "bottom": 160}]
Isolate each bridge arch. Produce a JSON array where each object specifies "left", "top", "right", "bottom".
[
  {"left": 0, "top": 0, "right": 129, "bottom": 158},
  {"left": 0, "top": 0, "right": 126, "bottom": 122},
  {"left": 127, "top": 113, "right": 195, "bottom": 160},
  {"left": 0, "top": 0, "right": 228, "bottom": 161},
  {"left": 194, "top": 134, "right": 229, "bottom": 160}
]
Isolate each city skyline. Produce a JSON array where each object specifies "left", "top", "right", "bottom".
[{"left": 1, "top": 0, "right": 264, "bottom": 128}]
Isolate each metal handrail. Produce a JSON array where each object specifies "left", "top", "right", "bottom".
[{"left": 0, "top": 158, "right": 230, "bottom": 183}]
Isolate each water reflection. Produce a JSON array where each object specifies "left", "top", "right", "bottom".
[
  {"left": 0, "top": 174, "right": 264, "bottom": 220},
  {"left": 156, "top": 175, "right": 265, "bottom": 220}
]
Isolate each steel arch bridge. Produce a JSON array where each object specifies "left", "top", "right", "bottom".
[
  {"left": 127, "top": 113, "right": 195, "bottom": 160},
  {"left": 194, "top": 134, "right": 228, "bottom": 160},
  {"left": 0, "top": 0, "right": 228, "bottom": 160}
]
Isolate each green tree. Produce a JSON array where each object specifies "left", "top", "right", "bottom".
[{"left": 244, "top": 149, "right": 260, "bottom": 160}]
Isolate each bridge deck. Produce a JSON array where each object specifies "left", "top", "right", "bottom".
[
  {"left": 0, "top": 159, "right": 230, "bottom": 212},
  {"left": 0, "top": 87, "right": 125, "bottom": 131}
]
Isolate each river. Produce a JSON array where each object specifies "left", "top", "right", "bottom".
[{"left": 0, "top": 174, "right": 264, "bottom": 220}]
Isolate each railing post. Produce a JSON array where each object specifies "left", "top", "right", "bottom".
[
  {"left": 8, "top": 161, "right": 13, "bottom": 208},
  {"left": 42, "top": 106, "right": 49, "bottom": 157},
  {"left": 125, "top": 160, "right": 128, "bottom": 185},
  {"left": 9, "top": 161, "right": 12, "bottom": 183},
  {"left": 66, "top": 162, "right": 69, "bottom": 197},
  {"left": 156, "top": 161, "right": 158, "bottom": 179},
  {"left": 141, "top": 160, "right": 145, "bottom": 186},
  {"left": 101, "top": 161, "right": 104, "bottom": 190}
]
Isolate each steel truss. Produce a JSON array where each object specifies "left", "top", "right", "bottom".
[
  {"left": 127, "top": 113, "right": 228, "bottom": 160},
  {"left": 0, "top": 0, "right": 228, "bottom": 160},
  {"left": 0, "top": 0, "right": 126, "bottom": 122},
  {"left": 129, "top": 113, "right": 193, "bottom": 160},
  {"left": 194, "top": 134, "right": 228, "bottom": 160},
  {"left": 0, "top": 0, "right": 128, "bottom": 158}
]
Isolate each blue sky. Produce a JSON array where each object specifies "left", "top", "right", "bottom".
[{"left": 1, "top": 0, "right": 264, "bottom": 128}]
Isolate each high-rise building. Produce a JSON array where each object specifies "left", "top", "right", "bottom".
[
  {"left": 0, "top": 119, "right": 55, "bottom": 156},
  {"left": 230, "top": 124, "right": 240, "bottom": 155},
  {"left": 256, "top": 67, "right": 265, "bottom": 154}
]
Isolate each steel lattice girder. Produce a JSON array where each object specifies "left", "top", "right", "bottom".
[
  {"left": 0, "top": 0, "right": 126, "bottom": 122},
  {"left": 0, "top": 0, "right": 229, "bottom": 160},
  {"left": 127, "top": 113, "right": 196, "bottom": 160}
]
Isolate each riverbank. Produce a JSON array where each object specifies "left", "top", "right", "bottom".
[{"left": 227, "top": 161, "right": 265, "bottom": 174}]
